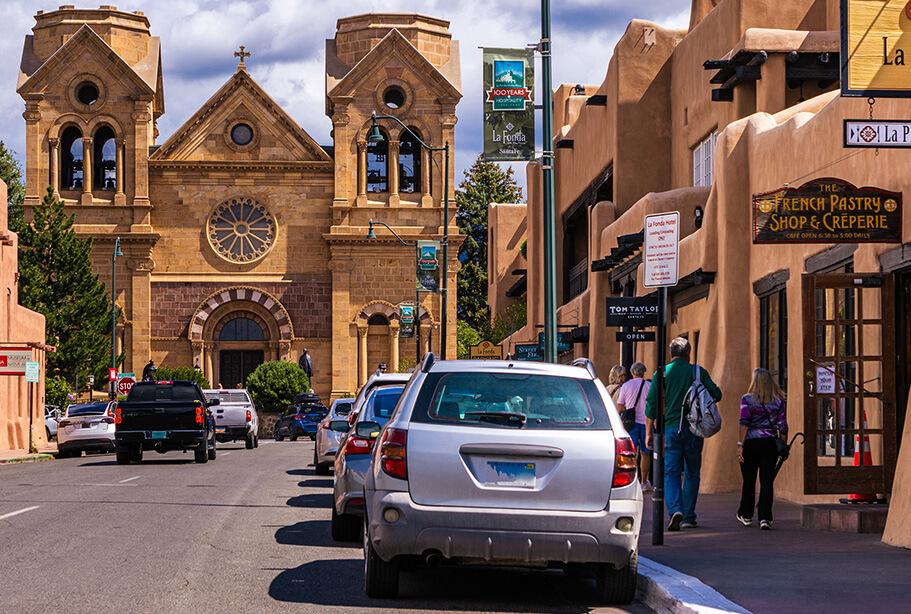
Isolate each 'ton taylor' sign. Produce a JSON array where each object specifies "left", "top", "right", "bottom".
[{"left": 643, "top": 212, "right": 679, "bottom": 288}]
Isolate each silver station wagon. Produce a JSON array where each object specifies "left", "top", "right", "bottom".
[{"left": 363, "top": 356, "right": 642, "bottom": 604}]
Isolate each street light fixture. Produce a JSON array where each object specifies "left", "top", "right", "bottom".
[
  {"left": 367, "top": 112, "right": 450, "bottom": 360},
  {"left": 110, "top": 237, "right": 122, "bottom": 399},
  {"left": 367, "top": 219, "right": 422, "bottom": 365}
]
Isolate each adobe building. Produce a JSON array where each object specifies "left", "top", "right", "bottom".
[
  {"left": 16, "top": 7, "right": 461, "bottom": 400},
  {"left": 0, "top": 179, "right": 48, "bottom": 451},
  {"left": 495, "top": 0, "right": 911, "bottom": 545}
]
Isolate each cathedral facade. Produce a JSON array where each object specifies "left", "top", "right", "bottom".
[{"left": 16, "top": 7, "right": 461, "bottom": 400}]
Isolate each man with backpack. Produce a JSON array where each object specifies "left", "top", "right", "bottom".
[{"left": 645, "top": 337, "right": 722, "bottom": 531}]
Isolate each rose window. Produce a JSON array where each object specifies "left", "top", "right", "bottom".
[{"left": 207, "top": 197, "right": 276, "bottom": 263}]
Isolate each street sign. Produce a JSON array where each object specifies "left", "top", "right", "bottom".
[
  {"left": 616, "top": 331, "right": 656, "bottom": 342},
  {"left": 25, "top": 361, "right": 40, "bottom": 383},
  {"left": 605, "top": 297, "right": 659, "bottom": 327},
  {"left": 514, "top": 343, "right": 543, "bottom": 361},
  {"left": 842, "top": 0, "right": 911, "bottom": 97},
  {"left": 643, "top": 212, "right": 679, "bottom": 287},
  {"left": 116, "top": 373, "right": 137, "bottom": 396},
  {"left": 470, "top": 340, "right": 504, "bottom": 360},
  {"left": 109, "top": 367, "right": 118, "bottom": 381},
  {"left": 537, "top": 332, "right": 570, "bottom": 352},
  {"left": 845, "top": 120, "right": 911, "bottom": 148},
  {"left": 0, "top": 348, "right": 32, "bottom": 376}
]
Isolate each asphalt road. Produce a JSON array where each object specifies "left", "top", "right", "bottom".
[{"left": 0, "top": 440, "right": 651, "bottom": 614}]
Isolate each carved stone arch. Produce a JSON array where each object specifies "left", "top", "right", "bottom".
[
  {"left": 189, "top": 286, "right": 293, "bottom": 342},
  {"left": 396, "top": 119, "right": 433, "bottom": 145},
  {"left": 87, "top": 115, "right": 125, "bottom": 136},
  {"left": 352, "top": 299, "right": 436, "bottom": 327},
  {"left": 210, "top": 307, "right": 274, "bottom": 342},
  {"left": 49, "top": 115, "right": 90, "bottom": 139}
]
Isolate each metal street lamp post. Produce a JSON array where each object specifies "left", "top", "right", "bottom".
[
  {"left": 110, "top": 237, "right": 122, "bottom": 399},
  {"left": 367, "top": 112, "right": 450, "bottom": 360},
  {"left": 540, "top": 0, "right": 557, "bottom": 363},
  {"left": 367, "top": 220, "right": 421, "bottom": 365}
]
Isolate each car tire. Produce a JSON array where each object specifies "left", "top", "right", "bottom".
[
  {"left": 275, "top": 430, "right": 283, "bottom": 442},
  {"left": 364, "top": 520, "right": 399, "bottom": 598},
  {"left": 194, "top": 441, "right": 208, "bottom": 464},
  {"left": 595, "top": 550, "right": 638, "bottom": 605},
  {"left": 116, "top": 448, "right": 130, "bottom": 465},
  {"left": 245, "top": 433, "right": 255, "bottom": 449},
  {"left": 130, "top": 445, "right": 143, "bottom": 463},
  {"left": 331, "top": 506, "right": 361, "bottom": 542},
  {"left": 254, "top": 435, "right": 259, "bottom": 448},
  {"left": 208, "top": 441, "right": 217, "bottom": 460},
  {"left": 46, "top": 427, "right": 51, "bottom": 441},
  {"left": 290, "top": 432, "right": 298, "bottom": 442}
]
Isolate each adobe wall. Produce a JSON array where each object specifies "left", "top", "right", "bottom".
[{"left": 487, "top": 202, "right": 527, "bottom": 321}]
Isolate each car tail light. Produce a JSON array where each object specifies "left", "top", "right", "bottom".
[
  {"left": 294, "top": 414, "right": 304, "bottom": 420},
  {"left": 380, "top": 428, "right": 407, "bottom": 480},
  {"left": 115, "top": 407, "right": 122, "bottom": 416},
  {"left": 344, "top": 436, "right": 372, "bottom": 455},
  {"left": 612, "top": 437, "right": 637, "bottom": 488},
  {"left": 101, "top": 417, "right": 115, "bottom": 424},
  {"left": 155, "top": 381, "right": 173, "bottom": 385},
  {"left": 195, "top": 406, "right": 204, "bottom": 424},
  {"left": 58, "top": 419, "right": 71, "bottom": 428},
  {"left": 321, "top": 421, "right": 331, "bottom": 429},
  {"left": 115, "top": 416, "right": 122, "bottom": 424},
  {"left": 246, "top": 410, "right": 252, "bottom": 422},
  {"left": 348, "top": 411, "right": 359, "bottom": 426}
]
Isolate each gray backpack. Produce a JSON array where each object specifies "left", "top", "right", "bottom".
[{"left": 681, "top": 364, "right": 722, "bottom": 438}]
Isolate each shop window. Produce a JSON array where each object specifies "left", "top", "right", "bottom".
[
  {"left": 93, "top": 126, "right": 116, "bottom": 190},
  {"left": 562, "top": 203, "right": 588, "bottom": 303},
  {"left": 693, "top": 131, "right": 717, "bottom": 187},
  {"left": 60, "top": 126, "right": 83, "bottom": 190},
  {"left": 759, "top": 286, "right": 788, "bottom": 391},
  {"left": 399, "top": 129, "right": 421, "bottom": 193},
  {"left": 367, "top": 129, "right": 389, "bottom": 193}
]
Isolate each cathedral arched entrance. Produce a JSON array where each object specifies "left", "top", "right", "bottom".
[{"left": 189, "top": 287, "right": 294, "bottom": 388}]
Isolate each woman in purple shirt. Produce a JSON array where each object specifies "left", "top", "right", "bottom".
[{"left": 736, "top": 368, "right": 788, "bottom": 530}]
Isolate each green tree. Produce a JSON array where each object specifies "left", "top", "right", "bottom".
[
  {"left": 17, "top": 187, "right": 119, "bottom": 388},
  {"left": 455, "top": 154, "right": 523, "bottom": 331},
  {"left": 246, "top": 361, "right": 310, "bottom": 413},
  {"left": 489, "top": 297, "right": 527, "bottom": 344},
  {"left": 457, "top": 319, "right": 484, "bottom": 359},
  {"left": 45, "top": 377, "right": 72, "bottom": 409},
  {"left": 155, "top": 365, "right": 210, "bottom": 389},
  {"left": 0, "top": 141, "right": 25, "bottom": 232}
]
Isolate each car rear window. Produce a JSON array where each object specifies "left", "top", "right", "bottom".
[
  {"left": 363, "top": 386, "right": 405, "bottom": 423},
  {"left": 204, "top": 391, "right": 250, "bottom": 404},
  {"left": 409, "top": 372, "right": 611, "bottom": 430},
  {"left": 66, "top": 403, "right": 110, "bottom": 417},
  {"left": 126, "top": 383, "right": 201, "bottom": 403}
]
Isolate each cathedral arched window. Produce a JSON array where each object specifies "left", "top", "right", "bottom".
[
  {"left": 366, "top": 128, "right": 389, "bottom": 193},
  {"left": 399, "top": 128, "right": 422, "bottom": 194},
  {"left": 219, "top": 317, "right": 265, "bottom": 341},
  {"left": 94, "top": 126, "right": 116, "bottom": 191},
  {"left": 368, "top": 314, "right": 389, "bottom": 326},
  {"left": 60, "top": 126, "right": 83, "bottom": 190}
]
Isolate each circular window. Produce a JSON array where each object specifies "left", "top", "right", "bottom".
[
  {"left": 230, "top": 123, "right": 253, "bottom": 146},
  {"left": 77, "top": 82, "right": 99, "bottom": 105},
  {"left": 207, "top": 197, "right": 276, "bottom": 263},
  {"left": 383, "top": 86, "right": 406, "bottom": 109}
]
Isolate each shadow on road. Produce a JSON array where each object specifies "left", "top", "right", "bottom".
[
  {"left": 274, "top": 520, "right": 354, "bottom": 549},
  {"left": 286, "top": 469, "right": 314, "bottom": 476},
  {"left": 297, "top": 478, "right": 332, "bottom": 489},
  {"left": 286, "top": 492, "right": 333, "bottom": 508}
]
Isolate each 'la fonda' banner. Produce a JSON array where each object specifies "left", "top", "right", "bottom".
[{"left": 482, "top": 48, "right": 535, "bottom": 161}]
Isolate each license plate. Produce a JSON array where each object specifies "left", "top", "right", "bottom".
[
  {"left": 151, "top": 431, "right": 167, "bottom": 439},
  {"left": 81, "top": 423, "right": 93, "bottom": 429},
  {"left": 215, "top": 427, "right": 226, "bottom": 433},
  {"left": 485, "top": 461, "right": 535, "bottom": 488}
]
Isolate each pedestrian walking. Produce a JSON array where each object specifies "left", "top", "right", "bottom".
[
  {"left": 645, "top": 337, "right": 722, "bottom": 531},
  {"left": 736, "top": 368, "right": 788, "bottom": 530},
  {"left": 607, "top": 364, "right": 628, "bottom": 406},
  {"left": 616, "top": 362, "right": 652, "bottom": 490}
]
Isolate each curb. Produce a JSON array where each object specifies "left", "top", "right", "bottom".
[
  {"left": 0, "top": 454, "right": 55, "bottom": 466},
  {"left": 637, "top": 557, "right": 751, "bottom": 614}
]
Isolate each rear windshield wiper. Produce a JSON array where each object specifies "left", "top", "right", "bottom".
[{"left": 463, "top": 411, "right": 527, "bottom": 427}]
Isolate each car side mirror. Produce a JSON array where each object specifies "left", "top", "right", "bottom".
[
  {"left": 355, "top": 421, "right": 382, "bottom": 440},
  {"left": 329, "top": 420, "right": 350, "bottom": 433},
  {"left": 208, "top": 398, "right": 220, "bottom": 406}
]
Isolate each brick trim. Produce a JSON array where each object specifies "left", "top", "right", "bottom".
[{"left": 190, "top": 286, "right": 293, "bottom": 341}]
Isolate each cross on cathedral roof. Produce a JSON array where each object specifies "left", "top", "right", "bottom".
[{"left": 234, "top": 46, "right": 251, "bottom": 70}]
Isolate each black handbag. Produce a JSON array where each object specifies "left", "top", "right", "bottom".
[
  {"left": 620, "top": 380, "right": 645, "bottom": 431},
  {"left": 761, "top": 401, "right": 789, "bottom": 459}
]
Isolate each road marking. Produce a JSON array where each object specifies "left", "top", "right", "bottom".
[
  {"left": 221, "top": 452, "right": 231, "bottom": 456},
  {"left": 0, "top": 506, "right": 40, "bottom": 521},
  {"left": 119, "top": 476, "right": 141, "bottom": 483}
]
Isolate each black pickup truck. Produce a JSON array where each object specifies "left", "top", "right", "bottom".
[{"left": 115, "top": 380, "right": 218, "bottom": 464}]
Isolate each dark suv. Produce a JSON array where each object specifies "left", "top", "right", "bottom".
[{"left": 274, "top": 403, "right": 328, "bottom": 441}]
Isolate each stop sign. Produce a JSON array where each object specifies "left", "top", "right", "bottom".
[{"left": 117, "top": 374, "right": 136, "bottom": 396}]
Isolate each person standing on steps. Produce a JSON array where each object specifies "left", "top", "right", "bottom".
[
  {"left": 645, "top": 337, "right": 722, "bottom": 531},
  {"left": 298, "top": 348, "right": 314, "bottom": 382}
]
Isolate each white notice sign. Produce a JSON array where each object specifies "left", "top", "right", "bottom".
[
  {"left": 25, "top": 361, "right": 40, "bottom": 383},
  {"left": 845, "top": 120, "right": 911, "bottom": 148},
  {"left": 816, "top": 366, "right": 836, "bottom": 395},
  {"left": 643, "top": 212, "right": 679, "bottom": 287}
]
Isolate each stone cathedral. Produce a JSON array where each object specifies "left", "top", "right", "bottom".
[{"left": 16, "top": 6, "right": 462, "bottom": 399}]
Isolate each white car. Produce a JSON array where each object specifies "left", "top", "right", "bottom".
[
  {"left": 45, "top": 405, "right": 60, "bottom": 440},
  {"left": 314, "top": 398, "right": 355, "bottom": 474},
  {"left": 57, "top": 401, "right": 117, "bottom": 457}
]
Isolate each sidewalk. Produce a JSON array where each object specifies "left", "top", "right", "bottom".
[
  {"left": 0, "top": 442, "right": 57, "bottom": 465},
  {"left": 636, "top": 492, "right": 911, "bottom": 614}
]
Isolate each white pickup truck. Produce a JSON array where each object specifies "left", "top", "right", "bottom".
[{"left": 202, "top": 389, "right": 259, "bottom": 449}]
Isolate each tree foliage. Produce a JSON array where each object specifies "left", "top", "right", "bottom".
[
  {"left": 456, "top": 319, "right": 484, "bottom": 359},
  {"left": 17, "top": 187, "right": 119, "bottom": 388},
  {"left": 155, "top": 365, "right": 210, "bottom": 389},
  {"left": 455, "top": 154, "right": 523, "bottom": 331},
  {"left": 246, "top": 361, "right": 310, "bottom": 413},
  {"left": 45, "top": 377, "right": 72, "bottom": 409},
  {"left": 489, "top": 298, "right": 527, "bottom": 345},
  {"left": 0, "top": 141, "right": 25, "bottom": 230}
]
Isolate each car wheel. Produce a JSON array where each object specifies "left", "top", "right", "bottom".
[
  {"left": 46, "top": 427, "right": 51, "bottom": 441},
  {"left": 245, "top": 433, "right": 255, "bottom": 449},
  {"left": 130, "top": 445, "right": 142, "bottom": 463},
  {"left": 208, "top": 441, "right": 217, "bottom": 460},
  {"left": 595, "top": 550, "right": 637, "bottom": 605},
  {"left": 290, "top": 432, "right": 298, "bottom": 442},
  {"left": 254, "top": 435, "right": 259, "bottom": 448},
  {"left": 115, "top": 447, "right": 130, "bottom": 465},
  {"left": 331, "top": 505, "right": 361, "bottom": 542},
  {"left": 194, "top": 440, "right": 208, "bottom": 464},
  {"left": 275, "top": 430, "right": 283, "bottom": 442},
  {"left": 364, "top": 519, "right": 399, "bottom": 598}
]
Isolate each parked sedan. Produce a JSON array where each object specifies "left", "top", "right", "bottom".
[
  {"left": 45, "top": 405, "right": 60, "bottom": 441},
  {"left": 274, "top": 403, "right": 328, "bottom": 441},
  {"left": 332, "top": 384, "right": 405, "bottom": 541},
  {"left": 362, "top": 356, "right": 642, "bottom": 603},
  {"left": 57, "top": 401, "right": 118, "bottom": 457},
  {"left": 314, "top": 398, "right": 354, "bottom": 475}
]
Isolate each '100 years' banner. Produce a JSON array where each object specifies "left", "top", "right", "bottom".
[
  {"left": 752, "top": 177, "right": 902, "bottom": 243},
  {"left": 482, "top": 48, "right": 534, "bottom": 161}
]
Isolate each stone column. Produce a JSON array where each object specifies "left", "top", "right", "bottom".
[
  {"left": 357, "top": 140, "right": 367, "bottom": 198},
  {"left": 192, "top": 341, "right": 204, "bottom": 377},
  {"left": 114, "top": 138, "right": 125, "bottom": 205},
  {"left": 128, "top": 256, "right": 154, "bottom": 378},
  {"left": 389, "top": 325, "right": 400, "bottom": 373},
  {"left": 81, "top": 136, "right": 94, "bottom": 205},
  {"left": 21, "top": 94, "right": 43, "bottom": 207},
  {"left": 204, "top": 342, "right": 215, "bottom": 384},
  {"left": 48, "top": 138, "right": 59, "bottom": 196},
  {"left": 421, "top": 147, "right": 432, "bottom": 207},
  {"left": 388, "top": 141, "right": 400, "bottom": 206},
  {"left": 357, "top": 326, "right": 368, "bottom": 388}
]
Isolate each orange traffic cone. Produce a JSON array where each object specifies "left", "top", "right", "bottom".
[{"left": 845, "top": 410, "right": 883, "bottom": 503}]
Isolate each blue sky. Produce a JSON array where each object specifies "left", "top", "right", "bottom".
[{"left": 0, "top": 1, "right": 691, "bottom": 197}]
